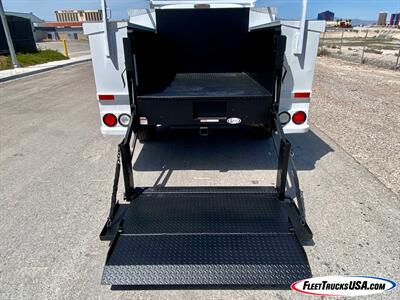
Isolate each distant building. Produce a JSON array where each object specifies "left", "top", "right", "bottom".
[
  {"left": 326, "top": 19, "right": 352, "bottom": 28},
  {"left": 1, "top": 13, "right": 37, "bottom": 54},
  {"left": 35, "top": 22, "right": 86, "bottom": 41},
  {"left": 389, "top": 13, "right": 400, "bottom": 26},
  {"left": 318, "top": 11, "right": 335, "bottom": 21},
  {"left": 33, "top": 9, "right": 101, "bottom": 41},
  {"left": 377, "top": 12, "right": 387, "bottom": 26},
  {"left": 55, "top": 10, "right": 102, "bottom": 22}
]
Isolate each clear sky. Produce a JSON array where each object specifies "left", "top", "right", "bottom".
[{"left": 3, "top": 0, "right": 400, "bottom": 21}]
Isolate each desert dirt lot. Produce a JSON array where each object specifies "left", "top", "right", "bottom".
[
  {"left": 0, "top": 59, "right": 399, "bottom": 299},
  {"left": 320, "top": 28, "right": 400, "bottom": 69}
]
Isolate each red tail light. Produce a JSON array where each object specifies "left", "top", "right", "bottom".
[
  {"left": 292, "top": 111, "right": 307, "bottom": 125},
  {"left": 98, "top": 94, "right": 115, "bottom": 101},
  {"left": 103, "top": 114, "right": 117, "bottom": 127},
  {"left": 293, "top": 92, "right": 311, "bottom": 99}
]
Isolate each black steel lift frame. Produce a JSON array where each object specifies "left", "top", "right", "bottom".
[
  {"left": 99, "top": 24, "right": 313, "bottom": 288},
  {"left": 101, "top": 112, "right": 313, "bottom": 243}
]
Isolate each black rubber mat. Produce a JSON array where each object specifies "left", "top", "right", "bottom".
[{"left": 102, "top": 187, "right": 311, "bottom": 287}]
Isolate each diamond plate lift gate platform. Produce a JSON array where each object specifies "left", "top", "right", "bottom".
[{"left": 98, "top": 29, "right": 313, "bottom": 288}]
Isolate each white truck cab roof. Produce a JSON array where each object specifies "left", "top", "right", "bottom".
[{"left": 150, "top": 0, "right": 256, "bottom": 9}]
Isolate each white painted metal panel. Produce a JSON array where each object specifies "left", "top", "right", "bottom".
[
  {"left": 150, "top": 0, "right": 255, "bottom": 9},
  {"left": 279, "top": 20, "right": 325, "bottom": 133},
  {"left": 128, "top": 10, "right": 157, "bottom": 30},
  {"left": 83, "top": 22, "right": 129, "bottom": 97},
  {"left": 84, "top": 21, "right": 131, "bottom": 135},
  {"left": 249, "top": 7, "right": 276, "bottom": 28}
]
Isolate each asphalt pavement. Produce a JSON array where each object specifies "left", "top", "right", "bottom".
[{"left": 0, "top": 62, "right": 399, "bottom": 299}]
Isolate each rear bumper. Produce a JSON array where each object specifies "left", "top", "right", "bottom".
[
  {"left": 98, "top": 97, "right": 310, "bottom": 136},
  {"left": 101, "top": 126, "right": 127, "bottom": 136},
  {"left": 282, "top": 124, "right": 309, "bottom": 134},
  {"left": 100, "top": 123, "right": 309, "bottom": 136},
  {"left": 137, "top": 96, "right": 273, "bottom": 128}
]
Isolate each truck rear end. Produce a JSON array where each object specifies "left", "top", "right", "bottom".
[
  {"left": 84, "top": 0, "right": 325, "bottom": 289},
  {"left": 84, "top": 3, "right": 324, "bottom": 138}
]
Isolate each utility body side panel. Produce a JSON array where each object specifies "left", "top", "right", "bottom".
[
  {"left": 280, "top": 20, "right": 325, "bottom": 133},
  {"left": 84, "top": 21, "right": 131, "bottom": 135}
]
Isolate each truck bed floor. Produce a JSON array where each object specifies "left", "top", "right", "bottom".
[
  {"left": 138, "top": 73, "right": 272, "bottom": 99},
  {"left": 102, "top": 187, "right": 311, "bottom": 287}
]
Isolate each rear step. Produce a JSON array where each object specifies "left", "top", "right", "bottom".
[{"left": 101, "top": 187, "right": 311, "bottom": 287}]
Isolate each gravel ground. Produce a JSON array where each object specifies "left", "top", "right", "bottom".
[
  {"left": 319, "top": 28, "right": 400, "bottom": 70},
  {"left": 311, "top": 56, "right": 400, "bottom": 195},
  {"left": 0, "top": 62, "right": 399, "bottom": 299}
]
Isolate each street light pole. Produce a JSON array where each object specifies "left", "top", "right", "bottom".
[{"left": 0, "top": 0, "right": 20, "bottom": 68}]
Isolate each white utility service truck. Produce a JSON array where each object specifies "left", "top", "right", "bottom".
[{"left": 84, "top": 0, "right": 325, "bottom": 288}]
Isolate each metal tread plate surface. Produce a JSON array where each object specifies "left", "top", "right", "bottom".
[
  {"left": 124, "top": 186, "right": 288, "bottom": 234},
  {"left": 102, "top": 187, "right": 311, "bottom": 286},
  {"left": 102, "top": 233, "right": 311, "bottom": 286},
  {"left": 143, "top": 186, "right": 277, "bottom": 194},
  {"left": 138, "top": 73, "right": 272, "bottom": 99}
]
